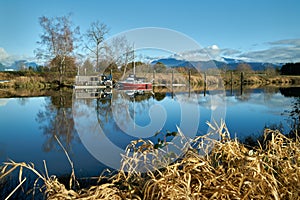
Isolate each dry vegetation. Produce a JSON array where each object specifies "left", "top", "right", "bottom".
[
  {"left": 0, "top": 72, "right": 75, "bottom": 89},
  {"left": 1, "top": 122, "right": 300, "bottom": 199}
]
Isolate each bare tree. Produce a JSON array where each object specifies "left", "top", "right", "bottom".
[
  {"left": 264, "top": 65, "right": 278, "bottom": 76},
  {"left": 35, "top": 14, "right": 80, "bottom": 85},
  {"left": 106, "top": 36, "right": 133, "bottom": 79},
  {"left": 84, "top": 21, "right": 109, "bottom": 72},
  {"left": 236, "top": 63, "right": 253, "bottom": 73}
]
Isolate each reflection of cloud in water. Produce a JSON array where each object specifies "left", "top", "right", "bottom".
[
  {"left": 226, "top": 92, "right": 293, "bottom": 117},
  {"left": 231, "top": 93, "right": 291, "bottom": 108},
  {"left": 0, "top": 99, "right": 9, "bottom": 107},
  {"left": 195, "top": 91, "right": 291, "bottom": 119}
]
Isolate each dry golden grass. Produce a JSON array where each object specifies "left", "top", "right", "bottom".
[{"left": 1, "top": 122, "right": 300, "bottom": 199}]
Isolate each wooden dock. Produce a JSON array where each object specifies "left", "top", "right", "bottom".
[{"left": 74, "top": 85, "right": 111, "bottom": 89}]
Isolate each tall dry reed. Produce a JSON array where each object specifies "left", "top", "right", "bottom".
[{"left": 1, "top": 122, "right": 299, "bottom": 199}]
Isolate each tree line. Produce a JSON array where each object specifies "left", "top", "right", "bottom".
[
  {"left": 280, "top": 63, "right": 300, "bottom": 75},
  {"left": 24, "top": 14, "right": 300, "bottom": 86},
  {"left": 34, "top": 14, "right": 134, "bottom": 86}
]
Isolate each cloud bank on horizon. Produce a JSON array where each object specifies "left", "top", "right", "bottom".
[
  {"left": 1, "top": 38, "right": 300, "bottom": 66},
  {"left": 0, "top": 47, "right": 36, "bottom": 66},
  {"left": 173, "top": 38, "right": 300, "bottom": 64}
]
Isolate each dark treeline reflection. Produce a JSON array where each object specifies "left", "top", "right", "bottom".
[
  {"left": 35, "top": 88, "right": 168, "bottom": 154},
  {"left": 96, "top": 97, "right": 112, "bottom": 127},
  {"left": 280, "top": 87, "right": 300, "bottom": 136},
  {"left": 36, "top": 89, "right": 77, "bottom": 152},
  {"left": 285, "top": 98, "right": 300, "bottom": 136},
  {"left": 244, "top": 87, "right": 300, "bottom": 147}
]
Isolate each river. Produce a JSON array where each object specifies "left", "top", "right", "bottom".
[{"left": 0, "top": 86, "right": 299, "bottom": 177}]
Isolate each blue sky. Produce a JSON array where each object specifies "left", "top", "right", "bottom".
[{"left": 0, "top": 0, "right": 300, "bottom": 64}]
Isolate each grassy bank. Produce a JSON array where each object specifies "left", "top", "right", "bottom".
[
  {"left": 222, "top": 72, "right": 300, "bottom": 86},
  {"left": 1, "top": 71, "right": 300, "bottom": 91},
  {"left": 0, "top": 72, "right": 74, "bottom": 89},
  {"left": 1, "top": 122, "right": 299, "bottom": 199}
]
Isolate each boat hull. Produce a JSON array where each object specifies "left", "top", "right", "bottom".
[{"left": 118, "top": 82, "right": 152, "bottom": 90}]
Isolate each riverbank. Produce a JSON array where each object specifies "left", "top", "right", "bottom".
[
  {"left": 0, "top": 72, "right": 74, "bottom": 89},
  {"left": 2, "top": 71, "right": 300, "bottom": 90},
  {"left": 1, "top": 122, "right": 299, "bottom": 199}
]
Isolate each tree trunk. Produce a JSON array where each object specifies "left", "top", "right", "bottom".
[
  {"left": 121, "top": 54, "right": 129, "bottom": 80},
  {"left": 59, "top": 56, "right": 66, "bottom": 85}
]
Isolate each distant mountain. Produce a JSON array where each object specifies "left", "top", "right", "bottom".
[
  {"left": 151, "top": 57, "right": 282, "bottom": 71},
  {"left": 151, "top": 58, "right": 193, "bottom": 67},
  {"left": 222, "top": 57, "right": 244, "bottom": 64},
  {"left": 0, "top": 60, "right": 38, "bottom": 71}
]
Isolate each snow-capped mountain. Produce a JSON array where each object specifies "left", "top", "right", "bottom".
[{"left": 151, "top": 57, "right": 282, "bottom": 71}]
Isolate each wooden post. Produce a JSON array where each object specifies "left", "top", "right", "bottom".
[
  {"left": 204, "top": 72, "right": 207, "bottom": 96},
  {"left": 188, "top": 70, "right": 191, "bottom": 86},
  {"left": 153, "top": 70, "right": 156, "bottom": 85},
  {"left": 171, "top": 69, "right": 174, "bottom": 98},
  {"left": 172, "top": 69, "right": 174, "bottom": 84},
  {"left": 230, "top": 71, "right": 233, "bottom": 95},
  {"left": 240, "top": 72, "right": 244, "bottom": 95},
  {"left": 188, "top": 70, "right": 191, "bottom": 97}
]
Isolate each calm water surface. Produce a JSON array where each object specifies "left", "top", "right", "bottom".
[{"left": 0, "top": 87, "right": 299, "bottom": 176}]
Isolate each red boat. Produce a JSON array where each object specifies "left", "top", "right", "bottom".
[
  {"left": 117, "top": 45, "right": 152, "bottom": 91},
  {"left": 118, "top": 74, "right": 152, "bottom": 90}
]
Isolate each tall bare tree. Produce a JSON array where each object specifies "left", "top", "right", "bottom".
[
  {"left": 106, "top": 36, "right": 133, "bottom": 79},
  {"left": 84, "top": 21, "right": 109, "bottom": 72},
  {"left": 35, "top": 14, "right": 80, "bottom": 85}
]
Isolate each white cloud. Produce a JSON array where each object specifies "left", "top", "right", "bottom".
[
  {"left": 0, "top": 47, "right": 9, "bottom": 60},
  {"left": 239, "top": 39, "right": 300, "bottom": 63},
  {"left": 173, "top": 45, "right": 225, "bottom": 62},
  {"left": 211, "top": 45, "right": 219, "bottom": 50},
  {"left": 178, "top": 39, "right": 300, "bottom": 63},
  {"left": 221, "top": 48, "right": 242, "bottom": 56},
  {"left": 147, "top": 38, "right": 300, "bottom": 64},
  {"left": 269, "top": 39, "right": 300, "bottom": 46},
  {"left": 0, "top": 47, "right": 37, "bottom": 66}
]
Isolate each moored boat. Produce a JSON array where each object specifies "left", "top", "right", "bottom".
[
  {"left": 117, "top": 44, "right": 152, "bottom": 91},
  {"left": 118, "top": 74, "right": 152, "bottom": 90}
]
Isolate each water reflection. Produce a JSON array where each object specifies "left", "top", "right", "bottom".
[
  {"left": 73, "top": 88, "right": 203, "bottom": 170},
  {"left": 36, "top": 89, "right": 77, "bottom": 152},
  {"left": 0, "top": 86, "right": 299, "bottom": 176},
  {"left": 284, "top": 97, "right": 300, "bottom": 136}
]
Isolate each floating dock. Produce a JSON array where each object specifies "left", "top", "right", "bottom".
[
  {"left": 74, "top": 75, "right": 113, "bottom": 89},
  {"left": 74, "top": 85, "right": 111, "bottom": 89}
]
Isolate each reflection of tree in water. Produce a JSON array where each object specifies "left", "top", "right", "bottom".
[
  {"left": 95, "top": 91, "right": 170, "bottom": 143},
  {"left": 131, "top": 92, "right": 153, "bottom": 102},
  {"left": 96, "top": 97, "right": 112, "bottom": 127},
  {"left": 280, "top": 87, "right": 300, "bottom": 136},
  {"left": 36, "top": 89, "right": 77, "bottom": 152},
  {"left": 153, "top": 92, "right": 166, "bottom": 101},
  {"left": 244, "top": 88, "right": 300, "bottom": 147},
  {"left": 262, "top": 87, "right": 279, "bottom": 101},
  {"left": 285, "top": 98, "right": 300, "bottom": 137},
  {"left": 235, "top": 88, "right": 252, "bottom": 101},
  {"left": 17, "top": 97, "right": 29, "bottom": 106}
]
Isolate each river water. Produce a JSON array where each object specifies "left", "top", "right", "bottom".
[{"left": 0, "top": 87, "right": 299, "bottom": 177}]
